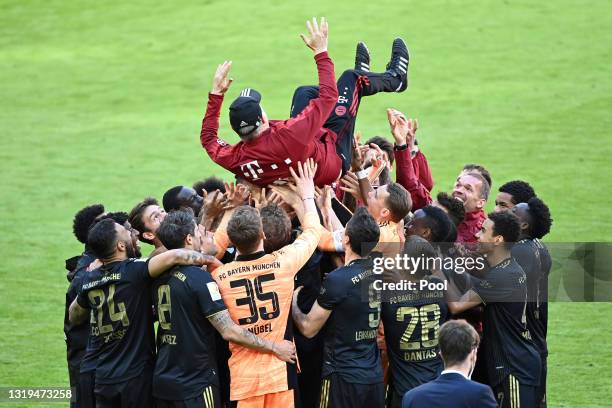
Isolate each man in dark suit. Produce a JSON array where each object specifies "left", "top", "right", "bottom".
[{"left": 402, "top": 320, "right": 497, "bottom": 408}]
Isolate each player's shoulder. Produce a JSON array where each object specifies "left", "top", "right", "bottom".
[
  {"left": 506, "top": 257, "right": 526, "bottom": 277},
  {"left": 176, "top": 265, "right": 214, "bottom": 284},
  {"left": 512, "top": 239, "right": 536, "bottom": 256},
  {"left": 324, "top": 262, "right": 362, "bottom": 287},
  {"left": 122, "top": 257, "right": 148, "bottom": 270},
  {"left": 326, "top": 263, "right": 354, "bottom": 281}
]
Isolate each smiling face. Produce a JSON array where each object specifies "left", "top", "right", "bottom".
[
  {"left": 140, "top": 204, "right": 167, "bottom": 245},
  {"left": 453, "top": 174, "right": 485, "bottom": 214},
  {"left": 476, "top": 218, "right": 502, "bottom": 255},
  {"left": 494, "top": 192, "right": 515, "bottom": 213}
]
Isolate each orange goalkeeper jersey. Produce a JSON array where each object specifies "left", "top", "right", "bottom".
[{"left": 211, "top": 212, "right": 321, "bottom": 401}]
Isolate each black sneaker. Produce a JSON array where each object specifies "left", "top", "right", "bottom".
[
  {"left": 354, "top": 42, "right": 370, "bottom": 72},
  {"left": 385, "top": 37, "right": 409, "bottom": 92}
]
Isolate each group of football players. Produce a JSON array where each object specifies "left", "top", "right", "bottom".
[{"left": 63, "top": 17, "right": 553, "bottom": 408}]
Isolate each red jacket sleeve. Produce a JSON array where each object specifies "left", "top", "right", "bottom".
[
  {"left": 200, "top": 93, "right": 234, "bottom": 169},
  {"left": 412, "top": 150, "right": 434, "bottom": 192},
  {"left": 283, "top": 51, "right": 338, "bottom": 145},
  {"left": 395, "top": 148, "right": 432, "bottom": 211}
]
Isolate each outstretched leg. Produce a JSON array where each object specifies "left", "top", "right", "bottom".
[{"left": 289, "top": 38, "right": 410, "bottom": 174}]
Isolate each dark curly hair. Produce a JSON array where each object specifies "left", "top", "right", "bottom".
[
  {"left": 499, "top": 180, "right": 536, "bottom": 205},
  {"left": 526, "top": 197, "right": 552, "bottom": 239},
  {"left": 73, "top": 204, "right": 105, "bottom": 244},
  {"left": 488, "top": 211, "right": 520, "bottom": 245},
  {"left": 193, "top": 177, "right": 226, "bottom": 197},
  {"left": 436, "top": 192, "right": 465, "bottom": 226}
]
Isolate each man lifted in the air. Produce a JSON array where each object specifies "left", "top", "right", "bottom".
[{"left": 200, "top": 17, "right": 410, "bottom": 187}]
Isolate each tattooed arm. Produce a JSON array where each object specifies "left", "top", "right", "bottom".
[
  {"left": 208, "top": 310, "right": 296, "bottom": 363},
  {"left": 148, "top": 249, "right": 218, "bottom": 278}
]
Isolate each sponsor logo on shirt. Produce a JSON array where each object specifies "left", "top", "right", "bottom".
[{"left": 207, "top": 281, "right": 222, "bottom": 301}]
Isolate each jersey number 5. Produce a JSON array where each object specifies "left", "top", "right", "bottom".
[{"left": 230, "top": 273, "right": 280, "bottom": 325}]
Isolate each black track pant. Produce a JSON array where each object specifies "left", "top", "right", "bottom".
[
  {"left": 290, "top": 69, "right": 401, "bottom": 174},
  {"left": 494, "top": 374, "right": 538, "bottom": 408}
]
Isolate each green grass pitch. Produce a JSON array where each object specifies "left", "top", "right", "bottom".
[{"left": 1, "top": 0, "right": 611, "bottom": 406}]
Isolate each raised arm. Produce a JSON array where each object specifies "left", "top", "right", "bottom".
[
  {"left": 200, "top": 61, "right": 235, "bottom": 167},
  {"left": 276, "top": 160, "right": 323, "bottom": 271},
  {"left": 388, "top": 109, "right": 432, "bottom": 210},
  {"left": 284, "top": 18, "right": 338, "bottom": 143},
  {"left": 212, "top": 182, "right": 250, "bottom": 259},
  {"left": 208, "top": 310, "right": 296, "bottom": 363},
  {"left": 317, "top": 185, "right": 344, "bottom": 232}
]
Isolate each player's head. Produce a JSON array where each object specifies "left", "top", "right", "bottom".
[
  {"left": 72, "top": 203, "right": 105, "bottom": 244},
  {"left": 438, "top": 320, "right": 480, "bottom": 372},
  {"left": 367, "top": 182, "right": 411, "bottom": 223},
  {"left": 494, "top": 180, "right": 536, "bottom": 213},
  {"left": 94, "top": 212, "right": 141, "bottom": 259},
  {"left": 156, "top": 210, "right": 218, "bottom": 256},
  {"left": 402, "top": 235, "right": 437, "bottom": 278},
  {"left": 162, "top": 186, "right": 204, "bottom": 215},
  {"left": 406, "top": 205, "right": 453, "bottom": 243},
  {"left": 227, "top": 205, "right": 265, "bottom": 254},
  {"left": 477, "top": 212, "right": 520, "bottom": 254},
  {"left": 453, "top": 173, "right": 490, "bottom": 213},
  {"left": 260, "top": 204, "right": 292, "bottom": 253},
  {"left": 229, "top": 88, "right": 269, "bottom": 141},
  {"left": 193, "top": 177, "right": 226, "bottom": 197},
  {"left": 87, "top": 218, "right": 138, "bottom": 261},
  {"left": 512, "top": 198, "right": 552, "bottom": 240},
  {"left": 343, "top": 207, "right": 380, "bottom": 257},
  {"left": 458, "top": 164, "right": 492, "bottom": 188},
  {"left": 433, "top": 192, "right": 465, "bottom": 226},
  {"left": 364, "top": 136, "right": 394, "bottom": 167},
  {"left": 128, "top": 197, "right": 166, "bottom": 246}
]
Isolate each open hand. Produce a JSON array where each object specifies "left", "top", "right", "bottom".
[
  {"left": 272, "top": 340, "right": 297, "bottom": 363},
  {"left": 223, "top": 182, "right": 249, "bottom": 210},
  {"left": 300, "top": 17, "right": 328, "bottom": 55},
  {"left": 289, "top": 159, "right": 317, "bottom": 200},
  {"left": 212, "top": 61, "right": 233, "bottom": 95}
]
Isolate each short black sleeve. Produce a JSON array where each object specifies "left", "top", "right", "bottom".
[
  {"left": 194, "top": 272, "right": 227, "bottom": 317},
  {"left": 317, "top": 271, "right": 348, "bottom": 310},
  {"left": 472, "top": 269, "right": 515, "bottom": 304},
  {"left": 76, "top": 275, "right": 91, "bottom": 309},
  {"left": 125, "top": 258, "right": 151, "bottom": 283}
]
